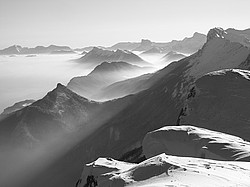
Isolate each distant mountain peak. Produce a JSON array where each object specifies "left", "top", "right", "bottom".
[
  {"left": 141, "top": 39, "right": 152, "bottom": 45},
  {"left": 92, "top": 46, "right": 102, "bottom": 51},
  {"left": 78, "top": 47, "right": 149, "bottom": 67},
  {"left": 56, "top": 83, "right": 66, "bottom": 89},
  {"left": 193, "top": 32, "right": 205, "bottom": 37},
  {"left": 207, "top": 27, "right": 226, "bottom": 41}
]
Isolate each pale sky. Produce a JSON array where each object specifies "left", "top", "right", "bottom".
[{"left": 0, "top": 0, "right": 249, "bottom": 49}]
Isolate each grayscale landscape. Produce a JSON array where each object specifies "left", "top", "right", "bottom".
[{"left": 0, "top": 0, "right": 250, "bottom": 187}]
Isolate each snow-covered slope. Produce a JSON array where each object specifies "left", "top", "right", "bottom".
[
  {"left": 76, "top": 153, "right": 250, "bottom": 187},
  {"left": 143, "top": 125, "right": 250, "bottom": 161}
]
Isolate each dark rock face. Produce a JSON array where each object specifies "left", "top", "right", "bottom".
[
  {"left": 179, "top": 69, "right": 250, "bottom": 141},
  {"left": 207, "top": 27, "right": 226, "bottom": 41},
  {"left": 0, "top": 84, "right": 100, "bottom": 147}
]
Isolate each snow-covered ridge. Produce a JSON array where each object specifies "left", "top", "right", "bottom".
[
  {"left": 143, "top": 125, "right": 250, "bottom": 161},
  {"left": 76, "top": 153, "right": 250, "bottom": 187},
  {"left": 206, "top": 68, "right": 250, "bottom": 80}
]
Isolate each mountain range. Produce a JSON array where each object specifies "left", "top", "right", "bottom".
[
  {"left": 67, "top": 61, "right": 154, "bottom": 99},
  {"left": 0, "top": 45, "right": 74, "bottom": 55},
  {"left": 0, "top": 32, "right": 207, "bottom": 56},
  {"left": 76, "top": 47, "right": 150, "bottom": 68},
  {"left": 0, "top": 27, "right": 250, "bottom": 187},
  {"left": 107, "top": 32, "right": 207, "bottom": 54}
]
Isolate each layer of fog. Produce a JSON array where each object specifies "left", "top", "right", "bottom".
[
  {"left": 0, "top": 52, "right": 184, "bottom": 186},
  {"left": 0, "top": 54, "right": 92, "bottom": 113},
  {"left": 0, "top": 52, "right": 170, "bottom": 113}
]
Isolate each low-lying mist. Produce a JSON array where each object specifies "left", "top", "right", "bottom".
[
  {"left": 0, "top": 54, "right": 92, "bottom": 113},
  {"left": 0, "top": 97, "right": 131, "bottom": 187}
]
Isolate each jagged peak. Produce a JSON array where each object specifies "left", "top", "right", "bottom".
[
  {"left": 207, "top": 27, "right": 226, "bottom": 41},
  {"left": 43, "top": 83, "right": 90, "bottom": 104},
  {"left": 141, "top": 39, "right": 152, "bottom": 45},
  {"left": 56, "top": 83, "right": 66, "bottom": 89},
  {"left": 91, "top": 46, "right": 103, "bottom": 52}
]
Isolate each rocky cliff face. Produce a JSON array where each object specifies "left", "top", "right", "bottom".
[{"left": 178, "top": 69, "right": 250, "bottom": 141}]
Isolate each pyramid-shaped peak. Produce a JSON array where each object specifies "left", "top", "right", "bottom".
[
  {"left": 56, "top": 83, "right": 66, "bottom": 89},
  {"left": 91, "top": 47, "right": 102, "bottom": 51}
]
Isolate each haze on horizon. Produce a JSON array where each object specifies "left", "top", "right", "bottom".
[{"left": 0, "top": 0, "right": 249, "bottom": 49}]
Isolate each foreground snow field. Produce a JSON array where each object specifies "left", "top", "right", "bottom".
[{"left": 77, "top": 153, "right": 250, "bottom": 187}]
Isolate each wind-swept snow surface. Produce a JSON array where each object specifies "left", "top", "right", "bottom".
[
  {"left": 76, "top": 153, "right": 250, "bottom": 187},
  {"left": 143, "top": 125, "right": 250, "bottom": 161}
]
